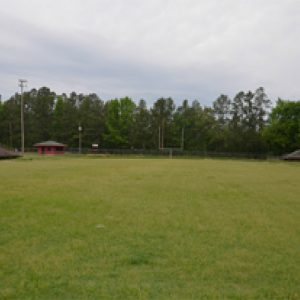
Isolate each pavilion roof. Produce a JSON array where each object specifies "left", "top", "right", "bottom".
[
  {"left": 34, "top": 141, "right": 66, "bottom": 147},
  {"left": 283, "top": 149, "right": 300, "bottom": 160}
]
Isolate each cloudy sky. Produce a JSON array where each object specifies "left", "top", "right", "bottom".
[{"left": 1, "top": 0, "right": 300, "bottom": 105}]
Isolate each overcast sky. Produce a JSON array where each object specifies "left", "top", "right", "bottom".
[{"left": 1, "top": 0, "right": 300, "bottom": 105}]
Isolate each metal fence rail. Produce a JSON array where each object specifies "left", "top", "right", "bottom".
[
  {"left": 64, "top": 148, "right": 272, "bottom": 159},
  {"left": 24, "top": 147, "right": 278, "bottom": 159}
]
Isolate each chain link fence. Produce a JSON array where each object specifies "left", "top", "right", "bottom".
[
  {"left": 23, "top": 147, "right": 280, "bottom": 159},
  {"left": 63, "top": 148, "right": 274, "bottom": 159}
]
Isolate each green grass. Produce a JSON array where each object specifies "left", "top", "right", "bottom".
[{"left": 0, "top": 156, "right": 299, "bottom": 299}]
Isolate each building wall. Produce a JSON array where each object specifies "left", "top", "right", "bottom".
[{"left": 37, "top": 146, "right": 65, "bottom": 155}]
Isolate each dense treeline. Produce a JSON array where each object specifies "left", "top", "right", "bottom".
[{"left": 0, "top": 87, "right": 299, "bottom": 154}]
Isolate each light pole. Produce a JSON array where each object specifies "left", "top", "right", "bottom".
[
  {"left": 19, "top": 79, "right": 27, "bottom": 154},
  {"left": 181, "top": 127, "right": 185, "bottom": 151},
  {"left": 158, "top": 126, "right": 161, "bottom": 149},
  {"left": 78, "top": 125, "right": 82, "bottom": 154}
]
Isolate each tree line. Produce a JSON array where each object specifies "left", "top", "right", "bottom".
[{"left": 0, "top": 86, "right": 299, "bottom": 154}]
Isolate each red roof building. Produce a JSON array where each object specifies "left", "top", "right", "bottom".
[{"left": 34, "top": 141, "right": 66, "bottom": 155}]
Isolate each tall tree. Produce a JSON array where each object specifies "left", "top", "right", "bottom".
[
  {"left": 50, "top": 94, "right": 79, "bottom": 147},
  {"left": 253, "top": 87, "right": 271, "bottom": 132},
  {"left": 263, "top": 99, "right": 300, "bottom": 154},
  {"left": 173, "top": 99, "right": 190, "bottom": 150},
  {"left": 188, "top": 101, "right": 217, "bottom": 151},
  {"left": 30, "top": 87, "right": 55, "bottom": 143},
  {"left": 151, "top": 97, "right": 175, "bottom": 149},
  {"left": 78, "top": 93, "right": 104, "bottom": 148},
  {"left": 212, "top": 95, "right": 231, "bottom": 151},
  {"left": 133, "top": 99, "right": 151, "bottom": 149},
  {"left": 213, "top": 94, "right": 231, "bottom": 126},
  {"left": 228, "top": 88, "right": 270, "bottom": 153},
  {"left": 103, "top": 97, "right": 136, "bottom": 148},
  {"left": 0, "top": 94, "right": 21, "bottom": 149}
]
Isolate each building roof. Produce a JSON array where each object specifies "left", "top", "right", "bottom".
[
  {"left": 34, "top": 141, "right": 66, "bottom": 147},
  {"left": 0, "top": 146, "right": 21, "bottom": 159},
  {"left": 282, "top": 149, "right": 300, "bottom": 160}
]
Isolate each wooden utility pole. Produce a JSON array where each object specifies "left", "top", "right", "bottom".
[
  {"left": 9, "top": 122, "right": 13, "bottom": 148},
  {"left": 158, "top": 126, "right": 161, "bottom": 149},
  {"left": 181, "top": 127, "right": 185, "bottom": 150},
  {"left": 78, "top": 124, "right": 82, "bottom": 154},
  {"left": 18, "top": 79, "right": 27, "bottom": 154},
  {"left": 161, "top": 122, "right": 164, "bottom": 149}
]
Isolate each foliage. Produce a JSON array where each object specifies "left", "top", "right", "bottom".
[
  {"left": 0, "top": 86, "right": 299, "bottom": 154},
  {"left": 0, "top": 93, "right": 21, "bottom": 148},
  {"left": 52, "top": 95, "right": 79, "bottom": 147},
  {"left": 103, "top": 97, "right": 136, "bottom": 148},
  {"left": 132, "top": 99, "right": 151, "bottom": 149},
  {"left": 30, "top": 87, "right": 56, "bottom": 143},
  {"left": 78, "top": 93, "right": 104, "bottom": 148},
  {"left": 264, "top": 99, "right": 300, "bottom": 154},
  {"left": 151, "top": 97, "right": 175, "bottom": 149}
]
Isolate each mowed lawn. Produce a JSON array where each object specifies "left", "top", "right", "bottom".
[{"left": 0, "top": 156, "right": 299, "bottom": 300}]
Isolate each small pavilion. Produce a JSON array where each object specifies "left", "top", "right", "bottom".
[{"left": 34, "top": 141, "right": 66, "bottom": 155}]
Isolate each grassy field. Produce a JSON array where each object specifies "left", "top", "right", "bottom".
[{"left": 0, "top": 156, "right": 299, "bottom": 299}]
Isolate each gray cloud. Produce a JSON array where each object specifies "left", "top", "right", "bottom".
[{"left": 1, "top": 0, "right": 300, "bottom": 104}]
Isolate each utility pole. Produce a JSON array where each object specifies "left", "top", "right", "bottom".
[
  {"left": 78, "top": 124, "right": 82, "bottom": 154},
  {"left": 9, "top": 122, "right": 13, "bottom": 148},
  {"left": 19, "top": 79, "right": 27, "bottom": 154},
  {"left": 161, "top": 122, "right": 164, "bottom": 149},
  {"left": 158, "top": 126, "right": 161, "bottom": 149},
  {"left": 181, "top": 127, "right": 185, "bottom": 151}
]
